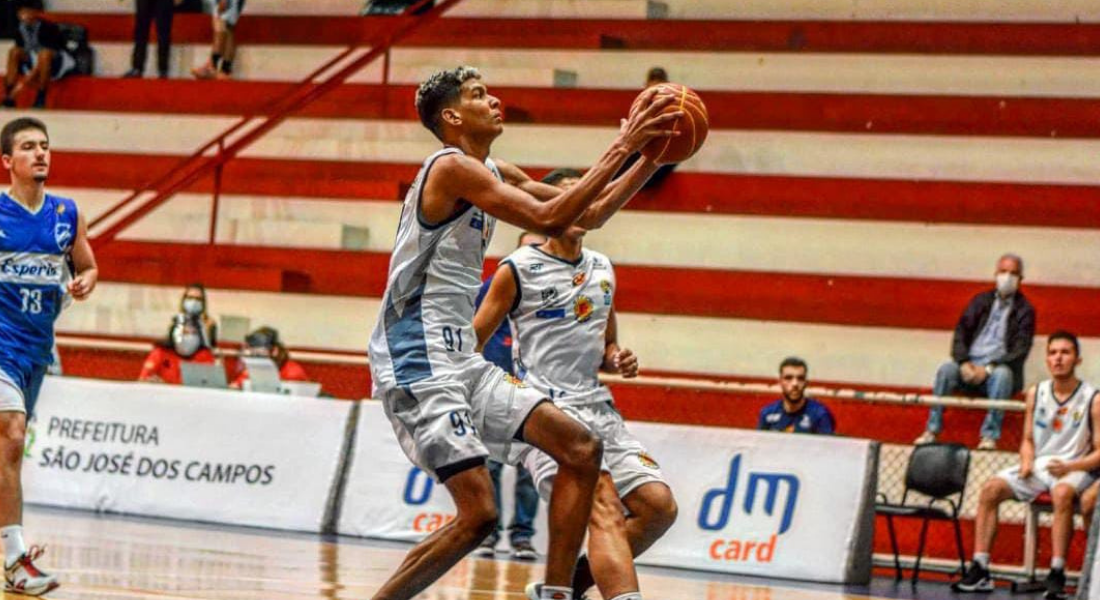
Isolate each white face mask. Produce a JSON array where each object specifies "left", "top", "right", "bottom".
[
  {"left": 182, "top": 298, "right": 204, "bottom": 316},
  {"left": 996, "top": 272, "right": 1019, "bottom": 296}
]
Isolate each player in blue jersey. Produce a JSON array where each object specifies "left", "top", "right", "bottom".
[{"left": 0, "top": 117, "right": 97, "bottom": 596}]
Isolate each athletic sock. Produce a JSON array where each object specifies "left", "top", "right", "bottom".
[
  {"left": 1051, "top": 557, "right": 1066, "bottom": 571},
  {"left": 570, "top": 554, "right": 595, "bottom": 595},
  {"left": 540, "top": 585, "right": 572, "bottom": 600},
  {"left": 608, "top": 594, "right": 642, "bottom": 600},
  {"left": 211, "top": 53, "right": 222, "bottom": 69},
  {"left": 1, "top": 525, "right": 26, "bottom": 566},
  {"left": 973, "top": 553, "right": 990, "bottom": 569},
  {"left": 220, "top": 59, "right": 233, "bottom": 75}
]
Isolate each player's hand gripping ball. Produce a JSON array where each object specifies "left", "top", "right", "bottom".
[{"left": 631, "top": 83, "right": 709, "bottom": 164}]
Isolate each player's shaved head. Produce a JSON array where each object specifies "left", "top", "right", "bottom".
[{"left": 416, "top": 66, "right": 482, "bottom": 141}]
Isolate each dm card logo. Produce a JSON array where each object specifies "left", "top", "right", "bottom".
[{"left": 698, "top": 455, "right": 800, "bottom": 563}]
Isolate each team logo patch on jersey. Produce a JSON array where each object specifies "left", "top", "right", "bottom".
[
  {"left": 572, "top": 272, "right": 587, "bottom": 287},
  {"left": 600, "top": 279, "right": 612, "bottom": 305},
  {"left": 54, "top": 222, "right": 72, "bottom": 251},
  {"left": 637, "top": 452, "right": 660, "bottom": 470},
  {"left": 573, "top": 295, "right": 594, "bottom": 322},
  {"left": 56, "top": 203, "right": 65, "bottom": 215},
  {"left": 502, "top": 373, "right": 527, "bottom": 388}
]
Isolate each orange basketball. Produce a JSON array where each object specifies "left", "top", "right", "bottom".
[{"left": 633, "top": 83, "right": 709, "bottom": 164}]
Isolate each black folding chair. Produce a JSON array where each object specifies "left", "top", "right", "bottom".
[{"left": 875, "top": 442, "right": 971, "bottom": 582}]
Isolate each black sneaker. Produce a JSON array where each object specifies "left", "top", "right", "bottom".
[
  {"left": 122, "top": 68, "right": 143, "bottom": 79},
  {"left": 952, "top": 562, "right": 994, "bottom": 592},
  {"left": 511, "top": 539, "right": 537, "bottom": 561},
  {"left": 1044, "top": 568, "right": 1067, "bottom": 600},
  {"left": 473, "top": 535, "right": 498, "bottom": 558}
]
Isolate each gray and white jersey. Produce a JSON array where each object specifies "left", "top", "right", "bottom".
[
  {"left": 369, "top": 147, "right": 500, "bottom": 392},
  {"left": 506, "top": 245, "right": 616, "bottom": 406},
  {"left": 1033, "top": 379, "right": 1098, "bottom": 462}
]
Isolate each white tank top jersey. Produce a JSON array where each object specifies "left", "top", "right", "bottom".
[
  {"left": 505, "top": 244, "right": 616, "bottom": 406},
  {"left": 1032, "top": 379, "right": 1098, "bottom": 462},
  {"left": 368, "top": 147, "right": 500, "bottom": 391}
]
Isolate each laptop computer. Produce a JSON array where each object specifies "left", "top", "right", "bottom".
[
  {"left": 179, "top": 362, "right": 228, "bottom": 389},
  {"left": 242, "top": 356, "right": 281, "bottom": 394},
  {"left": 279, "top": 381, "right": 323, "bottom": 398}
]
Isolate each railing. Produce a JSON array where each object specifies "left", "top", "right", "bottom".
[{"left": 88, "top": 0, "right": 465, "bottom": 247}]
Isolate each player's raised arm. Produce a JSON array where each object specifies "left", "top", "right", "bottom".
[
  {"left": 473, "top": 261, "right": 518, "bottom": 352},
  {"left": 430, "top": 91, "right": 679, "bottom": 237},
  {"left": 67, "top": 211, "right": 98, "bottom": 300}
]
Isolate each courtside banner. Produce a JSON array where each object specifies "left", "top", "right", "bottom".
[
  {"left": 628, "top": 422, "right": 878, "bottom": 583},
  {"left": 339, "top": 402, "right": 465, "bottom": 540},
  {"left": 340, "top": 404, "right": 877, "bottom": 583},
  {"left": 24, "top": 376, "right": 352, "bottom": 532}
]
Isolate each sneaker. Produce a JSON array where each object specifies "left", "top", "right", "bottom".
[
  {"left": 121, "top": 68, "right": 143, "bottom": 78},
  {"left": 473, "top": 535, "right": 498, "bottom": 558},
  {"left": 914, "top": 430, "right": 938, "bottom": 445},
  {"left": 1044, "top": 568, "right": 1067, "bottom": 600},
  {"left": 977, "top": 437, "right": 998, "bottom": 451},
  {"left": 191, "top": 62, "right": 216, "bottom": 80},
  {"left": 951, "top": 562, "right": 994, "bottom": 593},
  {"left": 511, "top": 539, "right": 537, "bottom": 561},
  {"left": 5, "top": 546, "right": 59, "bottom": 596},
  {"left": 524, "top": 583, "right": 589, "bottom": 600}
]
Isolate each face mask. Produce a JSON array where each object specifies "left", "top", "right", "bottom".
[
  {"left": 182, "top": 298, "right": 204, "bottom": 316},
  {"left": 996, "top": 272, "right": 1019, "bottom": 296}
]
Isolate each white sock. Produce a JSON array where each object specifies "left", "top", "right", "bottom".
[
  {"left": 540, "top": 585, "right": 572, "bottom": 600},
  {"left": 609, "top": 594, "right": 643, "bottom": 600},
  {"left": 1, "top": 525, "right": 26, "bottom": 566},
  {"left": 973, "top": 553, "right": 990, "bottom": 568},
  {"left": 1052, "top": 557, "right": 1066, "bottom": 571}
]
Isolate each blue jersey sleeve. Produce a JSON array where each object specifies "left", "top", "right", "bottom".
[{"left": 809, "top": 401, "right": 837, "bottom": 435}]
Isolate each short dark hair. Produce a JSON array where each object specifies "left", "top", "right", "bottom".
[
  {"left": 1048, "top": 330, "right": 1080, "bottom": 356},
  {"left": 15, "top": 0, "right": 43, "bottom": 12},
  {"left": 1, "top": 117, "right": 47, "bottom": 156},
  {"left": 779, "top": 356, "right": 808, "bottom": 375},
  {"left": 415, "top": 66, "right": 481, "bottom": 141},
  {"left": 541, "top": 168, "right": 582, "bottom": 187},
  {"left": 646, "top": 67, "right": 669, "bottom": 84}
]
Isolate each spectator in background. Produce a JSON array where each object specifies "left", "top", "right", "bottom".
[
  {"left": 231, "top": 326, "right": 309, "bottom": 388},
  {"left": 645, "top": 66, "right": 668, "bottom": 88},
  {"left": 757, "top": 356, "right": 836, "bottom": 434},
  {"left": 3, "top": 0, "right": 75, "bottom": 109},
  {"left": 138, "top": 316, "right": 217, "bottom": 384},
  {"left": 191, "top": 0, "right": 245, "bottom": 80},
  {"left": 473, "top": 229, "right": 546, "bottom": 561},
  {"left": 180, "top": 283, "right": 217, "bottom": 349},
  {"left": 916, "top": 253, "right": 1035, "bottom": 450},
  {"left": 124, "top": 0, "right": 181, "bottom": 79}
]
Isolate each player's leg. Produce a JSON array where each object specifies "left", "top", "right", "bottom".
[
  {"left": 520, "top": 402, "right": 602, "bottom": 594},
  {"left": 1081, "top": 480, "right": 1099, "bottom": 535},
  {"left": 585, "top": 472, "right": 639, "bottom": 600},
  {"left": 371, "top": 463, "right": 498, "bottom": 600},
  {"left": 954, "top": 473, "right": 1019, "bottom": 591},
  {"left": 622, "top": 482, "right": 678, "bottom": 556},
  {"left": 0, "top": 366, "right": 57, "bottom": 596},
  {"left": 3, "top": 47, "right": 26, "bottom": 104}
]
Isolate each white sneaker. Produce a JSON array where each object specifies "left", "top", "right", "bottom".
[
  {"left": 5, "top": 546, "right": 59, "bottom": 596},
  {"left": 977, "top": 437, "right": 998, "bottom": 451},
  {"left": 914, "top": 430, "right": 938, "bottom": 445},
  {"left": 524, "top": 583, "right": 588, "bottom": 600}
]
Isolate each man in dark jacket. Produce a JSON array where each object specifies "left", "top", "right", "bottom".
[
  {"left": 3, "top": 0, "right": 74, "bottom": 108},
  {"left": 916, "top": 253, "right": 1036, "bottom": 450}
]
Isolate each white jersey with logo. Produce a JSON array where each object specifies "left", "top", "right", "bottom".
[
  {"left": 368, "top": 147, "right": 499, "bottom": 392},
  {"left": 506, "top": 244, "right": 615, "bottom": 406},
  {"left": 1033, "top": 379, "right": 1098, "bottom": 462}
]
